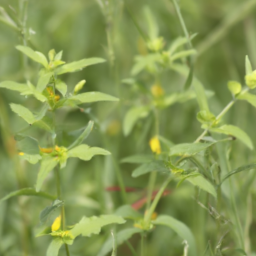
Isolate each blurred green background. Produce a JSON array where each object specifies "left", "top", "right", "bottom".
[{"left": 0, "top": 0, "right": 256, "bottom": 255}]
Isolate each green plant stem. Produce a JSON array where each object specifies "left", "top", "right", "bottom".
[
  {"left": 145, "top": 171, "right": 157, "bottom": 217},
  {"left": 125, "top": 241, "right": 139, "bottom": 256},
  {"left": 140, "top": 233, "right": 145, "bottom": 256},
  {"left": 145, "top": 176, "right": 172, "bottom": 223},
  {"left": 172, "top": 0, "right": 192, "bottom": 48},
  {"left": 194, "top": 87, "right": 249, "bottom": 143}
]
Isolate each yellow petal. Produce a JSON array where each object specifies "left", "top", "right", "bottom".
[
  {"left": 149, "top": 136, "right": 161, "bottom": 154},
  {"left": 151, "top": 84, "right": 164, "bottom": 97},
  {"left": 51, "top": 215, "right": 61, "bottom": 232}
]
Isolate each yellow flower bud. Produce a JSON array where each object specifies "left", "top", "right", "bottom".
[
  {"left": 18, "top": 152, "right": 24, "bottom": 156},
  {"left": 51, "top": 215, "right": 61, "bottom": 232},
  {"left": 151, "top": 84, "right": 164, "bottom": 97},
  {"left": 149, "top": 136, "right": 161, "bottom": 154},
  {"left": 54, "top": 95, "right": 60, "bottom": 101},
  {"left": 74, "top": 80, "right": 86, "bottom": 94},
  {"left": 39, "top": 147, "right": 53, "bottom": 153}
]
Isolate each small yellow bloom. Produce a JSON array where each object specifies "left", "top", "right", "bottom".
[
  {"left": 55, "top": 145, "right": 60, "bottom": 152},
  {"left": 144, "top": 210, "right": 158, "bottom": 220},
  {"left": 54, "top": 95, "right": 60, "bottom": 101},
  {"left": 151, "top": 84, "right": 164, "bottom": 97},
  {"left": 39, "top": 147, "right": 53, "bottom": 153},
  {"left": 149, "top": 136, "right": 161, "bottom": 154},
  {"left": 18, "top": 152, "right": 24, "bottom": 156},
  {"left": 51, "top": 215, "right": 61, "bottom": 232}
]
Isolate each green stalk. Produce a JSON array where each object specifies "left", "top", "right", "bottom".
[
  {"left": 125, "top": 241, "right": 139, "bottom": 256},
  {"left": 140, "top": 233, "right": 145, "bottom": 256}
]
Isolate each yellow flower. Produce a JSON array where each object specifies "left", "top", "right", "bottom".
[
  {"left": 151, "top": 84, "right": 164, "bottom": 97},
  {"left": 149, "top": 136, "right": 161, "bottom": 154},
  {"left": 18, "top": 152, "right": 24, "bottom": 156},
  {"left": 51, "top": 215, "right": 61, "bottom": 232}
]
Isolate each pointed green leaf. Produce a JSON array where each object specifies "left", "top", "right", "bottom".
[
  {"left": 152, "top": 215, "right": 197, "bottom": 256},
  {"left": 16, "top": 45, "right": 48, "bottom": 68},
  {"left": 168, "top": 37, "right": 188, "bottom": 55},
  {"left": 40, "top": 199, "right": 64, "bottom": 224},
  {"left": 37, "top": 73, "right": 53, "bottom": 92},
  {"left": 0, "top": 81, "right": 28, "bottom": 92},
  {"left": 187, "top": 175, "right": 217, "bottom": 198},
  {"left": 237, "top": 92, "right": 256, "bottom": 108},
  {"left": 46, "top": 238, "right": 63, "bottom": 256},
  {"left": 210, "top": 124, "right": 253, "bottom": 149},
  {"left": 220, "top": 163, "right": 256, "bottom": 186},
  {"left": 69, "top": 92, "right": 119, "bottom": 104},
  {"left": 121, "top": 154, "right": 154, "bottom": 164},
  {"left": 36, "top": 156, "right": 59, "bottom": 192},
  {"left": 68, "top": 144, "right": 110, "bottom": 161},
  {"left": 10, "top": 104, "right": 36, "bottom": 124},
  {"left": 70, "top": 215, "right": 126, "bottom": 238},
  {"left": 132, "top": 161, "right": 169, "bottom": 178},
  {"left": 68, "top": 121, "right": 94, "bottom": 150},
  {"left": 143, "top": 6, "right": 158, "bottom": 40},
  {"left": 227, "top": 81, "right": 241, "bottom": 95},
  {"left": 169, "top": 142, "right": 215, "bottom": 157},
  {"left": 55, "top": 58, "right": 105, "bottom": 75},
  {"left": 114, "top": 205, "right": 142, "bottom": 220},
  {"left": 16, "top": 135, "right": 39, "bottom": 154},
  {"left": 170, "top": 49, "right": 197, "bottom": 62},
  {"left": 0, "top": 188, "right": 55, "bottom": 204},
  {"left": 123, "top": 106, "right": 150, "bottom": 136},
  {"left": 55, "top": 80, "right": 67, "bottom": 96},
  {"left": 98, "top": 228, "right": 142, "bottom": 256},
  {"left": 19, "top": 153, "right": 41, "bottom": 164},
  {"left": 245, "top": 55, "right": 253, "bottom": 75}
]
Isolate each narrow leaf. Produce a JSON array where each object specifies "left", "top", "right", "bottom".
[
  {"left": 123, "top": 106, "right": 150, "bottom": 136},
  {"left": 46, "top": 238, "right": 63, "bottom": 256},
  {"left": 70, "top": 215, "right": 126, "bottom": 238},
  {"left": 69, "top": 92, "right": 119, "bottom": 104},
  {"left": 10, "top": 104, "right": 36, "bottom": 124},
  {"left": 0, "top": 188, "right": 55, "bottom": 204},
  {"left": 237, "top": 92, "right": 256, "bottom": 108},
  {"left": 40, "top": 199, "right": 64, "bottom": 224},
  {"left": 121, "top": 154, "right": 154, "bottom": 164},
  {"left": 220, "top": 163, "right": 256, "bottom": 186},
  {"left": 245, "top": 55, "right": 253, "bottom": 75},
  {"left": 169, "top": 142, "right": 215, "bottom": 156},
  {"left": 37, "top": 73, "right": 53, "bottom": 92},
  {"left": 36, "top": 156, "right": 59, "bottom": 192},
  {"left": 187, "top": 175, "right": 217, "bottom": 198},
  {"left": 0, "top": 81, "right": 28, "bottom": 92},
  {"left": 170, "top": 49, "right": 197, "bottom": 62},
  {"left": 168, "top": 37, "right": 188, "bottom": 55},
  {"left": 210, "top": 124, "right": 253, "bottom": 149},
  {"left": 68, "top": 144, "right": 110, "bottom": 161},
  {"left": 55, "top": 58, "right": 105, "bottom": 75},
  {"left": 132, "top": 161, "right": 169, "bottom": 178},
  {"left": 68, "top": 121, "right": 94, "bottom": 150},
  {"left": 55, "top": 80, "right": 67, "bottom": 96},
  {"left": 153, "top": 215, "right": 197, "bottom": 256},
  {"left": 183, "top": 65, "right": 194, "bottom": 90},
  {"left": 98, "top": 228, "right": 142, "bottom": 256},
  {"left": 16, "top": 45, "right": 48, "bottom": 68}
]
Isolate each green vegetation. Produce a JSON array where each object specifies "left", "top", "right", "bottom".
[{"left": 0, "top": 0, "right": 256, "bottom": 256}]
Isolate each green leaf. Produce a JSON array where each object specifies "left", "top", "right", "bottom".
[
  {"left": 123, "top": 106, "right": 150, "bottom": 136},
  {"left": 176, "top": 172, "right": 201, "bottom": 188},
  {"left": 114, "top": 205, "right": 142, "bottom": 220},
  {"left": 36, "top": 156, "right": 59, "bottom": 192},
  {"left": 169, "top": 142, "right": 215, "bottom": 157},
  {"left": 168, "top": 37, "right": 188, "bottom": 55},
  {"left": 210, "top": 124, "right": 253, "bottom": 149},
  {"left": 68, "top": 121, "right": 94, "bottom": 150},
  {"left": 19, "top": 153, "right": 41, "bottom": 164},
  {"left": 183, "top": 65, "right": 194, "bottom": 90},
  {"left": 55, "top": 58, "right": 105, "bottom": 75},
  {"left": 143, "top": 6, "right": 158, "bottom": 40},
  {"left": 132, "top": 161, "right": 169, "bottom": 178},
  {"left": 16, "top": 45, "right": 48, "bottom": 68},
  {"left": 37, "top": 73, "right": 53, "bottom": 92},
  {"left": 187, "top": 175, "right": 217, "bottom": 198},
  {"left": 16, "top": 135, "right": 39, "bottom": 154},
  {"left": 97, "top": 228, "right": 142, "bottom": 256},
  {"left": 46, "top": 238, "right": 63, "bottom": 256},
  {"left": 219, "top": 163, "right": 256, "bottom": 186},
  {"left": 245, "top": 55, "right": 253, "bottom": 75},
  {"left": 55, "top": 80, "right": 67, "bottom": 96},
  {"left": 121, "top": 154, "right": 154, "bottom": 164},
  {"left": 70, "top": 215, "right": 126, "bottom": 238},
  {"left": 227, "top": 81, "right": 241, "bottom": 95},
  {"left": 0, "top": 81, "right": 29, "bottom": 92},
  {"left": 170, "top": 49, "right": 197, "bottom": 62},
  {"left": 10, "top": 104, "right": 36, "bottom": 124},
  {"left": 69, "top": 92, "right": 119, "bottom": 104},
  {"left": 237, "top": 92, "right": 256, "bottom": 108},
  {"left": 0, "top": 188, "right": 55, "bottom": 204},
  {"left": 68, "top": 144, "right": 110, "bottom": 161},
  {"left": 40, "top": 199, "right": 64, "bottom": 224},
  {"left": 152, "top": 215, "right": 197, "bottom": 256}
]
